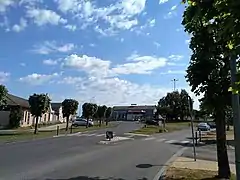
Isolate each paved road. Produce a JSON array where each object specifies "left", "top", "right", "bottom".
[{"left": 0, "top": 122, "right": 191, "bottom": 180}]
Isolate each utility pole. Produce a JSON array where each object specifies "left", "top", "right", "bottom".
[
  {"left": 171, "top": 78, "right": 178, "bottom": 91},
  {"left": 230, "top": 56, "right": 240, "bottom": 179}
]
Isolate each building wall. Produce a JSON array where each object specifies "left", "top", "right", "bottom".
[{"left": 0, "top": 111, "right": 11, "bottom": 127}]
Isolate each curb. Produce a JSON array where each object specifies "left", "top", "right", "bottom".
[{"left": 152, "top": 147, "right": 189, "bottom": 180}]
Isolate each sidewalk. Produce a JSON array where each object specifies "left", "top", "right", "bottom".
[
  {"left": 170, "top": 157, "right": 236, "bottom": 174},
  {"left": 38, "top": 123, "right": 67, "bottom": 131}
]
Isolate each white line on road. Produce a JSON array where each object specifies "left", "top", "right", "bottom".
[
  {"left": 165, "top": 140, "right": 178, "bottom": 144},
  {"left": 156, "top": 138, "right": 166, "bottom": 142},
  {"left": 180, "top": 140, "right": 190, "bottom": 144},
  {"left": 96, "top": 134, "right": 105, "bottom": 137},
  {"left": 143, "top": 137, "right": 156, "bottom": 141}
]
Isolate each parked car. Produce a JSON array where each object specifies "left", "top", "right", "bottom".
[
  {"left": 72, "top": 118, "right": 94, "bottom": 127},
  {"left": 197, "top": 122, "right": 211, "bottom": 131},
  {"left": 207, "top": 122, "right": 216, "bottom": 129},
  {"left": 145, "top": 119, "right": 159, "bottom": 126}
]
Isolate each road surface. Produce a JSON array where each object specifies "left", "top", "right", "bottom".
[{"left": 0, "top": 122, "right": 191, "bottom": 180}]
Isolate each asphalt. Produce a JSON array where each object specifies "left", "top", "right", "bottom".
[{"left": 0, "top": 122, "right": 190, "bottom": 180}]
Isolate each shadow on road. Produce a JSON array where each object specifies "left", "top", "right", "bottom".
[
  {"left": 45, "top": 177, "right": 148, "bottom": 180},
  {"left": 136, "top": 163, "right": 164, "bottom": 169}
]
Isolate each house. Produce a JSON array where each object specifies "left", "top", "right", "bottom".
[
  {"left": 111, "top": 105, "right": 157, "bottom": 121},
  {"left": 0, "top": 93, "right": 58, "bottom": 128},
  {"left": 51, "top": 103, "right": 66, "bottom": 123}
]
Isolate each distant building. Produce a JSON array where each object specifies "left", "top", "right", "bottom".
[{"left": 112, "top": 105, "right": 157, "bottom": 121}]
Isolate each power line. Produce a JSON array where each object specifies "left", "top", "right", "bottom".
[{"left": 171, "top": 78, "right": 178, "bottom": 91}]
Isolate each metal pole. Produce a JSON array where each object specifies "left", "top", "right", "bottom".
[
  {"left": 230, "top": 56, "right": 240, "bottom": 179},
  {"left": 189, "top": 96, "right": 196, "bottom": 161},
  {"left": 171, "top": 79, "right": 178, "bottom": 91}
]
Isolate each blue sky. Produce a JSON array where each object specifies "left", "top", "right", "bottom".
[{"left": 0, "top": 0, "right": 200, "bottom": 109}]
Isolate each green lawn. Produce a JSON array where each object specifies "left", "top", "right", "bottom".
[
  {"left": 0, "top": 123, "right": 114, "bottom": 143},
  {"left": 131, "top": 122, "right": 194, "bottom": 135}
]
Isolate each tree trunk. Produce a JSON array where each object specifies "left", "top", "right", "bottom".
[
  {"left": 86, "top": 118, "right": 89, "bottom": 128},
  {"left": 65, "top": 116, "right": 69, "bottom": 131},
  {"left": 106, "top": 119, "right": 108, "bottom": 126},
  {"left": 99, "top": 118, "right": 102, "bottom": 127},
  {"left": 34, "top": 116, "right": 39, "bottom": 134},
  {"left": 215, "top": 108, "right": 230, "bottom": 178}
]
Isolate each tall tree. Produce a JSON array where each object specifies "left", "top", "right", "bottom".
[
  {"left": 182, "top": 0, "right": 233, "bottom": 177},
  {"left": 105, "top": 107, "right": 112, "bottom": 125},
  {"left": 0, "top": 85, "right": 8, "bottom": 110},
  {"left": 28, "top": 94, "right": 51, "bottom": 134},
  {"left": 82, "top": 103, "right": 95, "bottom": 128},
  {"left": 62, "top": 99, "right": 79, "bottom": 131},
  {"left": 96, "top": 105, "right": 107, "bottom": 126}
]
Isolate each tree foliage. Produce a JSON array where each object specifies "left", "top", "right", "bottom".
[
  {"left": 8, "top": 106, "right": 23, "bottom": 129},
  {"left": 157, "top": 90, "right": 192, "bottom": 121},
  {"left": 96, "top": 105, "right": 107, "bottom": 126},
  {"left": 181, "top": 0, "right": 240, "bottom": 177},
  {"left": 82, "top": 103, "right": 96, "bottom": 127},
  {"left": 0, "top": 85, "right": 8, "bottom": 110},
  {"left": 105, "top": 107, "right": 112, "bottom": 125},
  {"left": 28, "top": 94, "right": 51, "bottom": 134},
  {"left": 62, "top": 99, "right": 79, "bottom": 131}
]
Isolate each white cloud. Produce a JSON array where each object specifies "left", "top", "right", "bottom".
[
  {"left": 12, "top": 18, "right": 27, "bottom": 32},
  {"left": 26, "top": 8, "right": 67, "bottom": 26},
  {"left": 0, "top": 0, "right": 14, "bottom": 13},
  {"left": 112, "top": 55, "right": 167, "bottom": 75},
  {"left": 64, "top": 24, "right": 77, "bottom": 31},
  {"left": 164, "top": 11, "right": 177, "bottom": 19},
  {"left": 62, "top": 54, "right": 112, "bottom": 77},
  {"left": 32, "top": 41, "right": 76, "bottom": 54},
  {"left": 19, "top": 73, "right": 59, "bottom": 85},
  {"left": 171, "top": 5, "right": 177, "bottom": 11},
  {"left": 168, "top": 55, "right": 184, "bottom": 61},
  {"left": 62, "top": 53, "right": 168, "bottom": 77},
  {"left": 0, "top": 71, "right": 10, "bottom": 83},
  {"left": 161, "top": 70, "right": 186, "bottom": 75},
  {"left": 57, "top": 76, "right": 82, "bottom": 84},
  {"left": 54, "top": 0, "right": 147, "bottom": 35},
  {"left": 159, "top": 0, "right": 169, "bottom": 4},
  {"left": 89, "top": 43, "right": 95, "bottom": 47},
  {"left": 43, "top": 59, "right": 58, "bottom": 65}
]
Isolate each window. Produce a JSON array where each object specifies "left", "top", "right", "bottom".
[
  {"left": 27, "top": 112, "right": 30, "bottom": 124},
  {"left": 44, "top": 114, "right": 47, "bottom": 122}
]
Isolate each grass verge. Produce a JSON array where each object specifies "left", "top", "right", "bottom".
[
  {"left": 0, "top": 123, "right": 114, "bottom": 143},
  {"left": 130, "top": 122, "right": 192, "bottom": 135},
  {"left": 165, "top": 167, "right": 236, "bottom": 180}
]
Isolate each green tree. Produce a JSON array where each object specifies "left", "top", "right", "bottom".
[
  {"left": 28, "top": 94, "right": 51, "bottom": 134},
  {"left": 180, "top": 89, "right": 191, "bottom": 121},
  {"left": 182, "top": 1, "right": 232, "bottom": 177},
  {"left": 105, "top": 107, "right": 112, "bottom": 125},
  {"left": 8, "top": 106, "right": 23, "bottom": 129},
  {"left": 82, "top": 103, "right": 95, "bottom": 128},
  {"left": 0, "top": 85, "right": 8, "bottom": 110},
  {"left": 96, "top": 105, "right": 107, "bottom": 126},
  {"left": 62, "top": 99, "right": 79, "bottom": 131}
]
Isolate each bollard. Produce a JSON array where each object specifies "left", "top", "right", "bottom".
[
  {"left": 70, "top": 125, "right": 72, "bottom": 134},
  {"left": 56, "top": 125, "right": 59, "bottom": 136},
  {"left": 195, "top": 131, "right": 198, "bottom": 145}
]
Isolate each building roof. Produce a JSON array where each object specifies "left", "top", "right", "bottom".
[
  {"left": 5, "top": 94, "right": 29, "bottom": 108},
  {"left": 113, "top": 105, "right": 156, "bottom": 111},
  {"left": 51, "top": 103, "right": 62, "bottom": 112}
]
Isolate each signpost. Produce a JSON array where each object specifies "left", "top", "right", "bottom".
[{"left": 188, "top": 96, "right": 196, "bottom": 161}]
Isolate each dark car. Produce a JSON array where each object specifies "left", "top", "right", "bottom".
[
  {"left": 207, "top": 122, "right": 216, "bottom": 129},
  {"left": 145, "top": 119, "right": 159, "bottom": 126}
]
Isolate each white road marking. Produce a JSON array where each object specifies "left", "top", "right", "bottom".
[
  {"left": 156, "top": 138, "right": 166, "bottom": 142},
  {"left": 143, "top": 137, "right": 156, "bottom": 141},
  {"left": 96, "top": 134, "right": 105, "bottom": 137},
  {"left": 180, "top": 140, "right": 190, "bottom": 144},
  {"left": 165, "top": 140, "right": 178, "bottom": 144}
]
